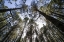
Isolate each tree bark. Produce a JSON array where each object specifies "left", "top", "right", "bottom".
[
  {"left": 51, "top": 12, "right": 64, "bottom": 19},
  {"left": 37, "top": 9, "right": 64, "bottom": 32},
  {"left": 55, "top": 8, "right": 64, "bottom": 9},
  {"left": 1, "top": 25, "right": 18, "bottom": 42},
  {"left": 0, "top": 8, "right": 21, "bottom": 12},
  {"left": 0, "top": 8, "right": 64, "bottom": 32},
  {"left": 51, "top": 11, "right": 64, "bottom": 18}
]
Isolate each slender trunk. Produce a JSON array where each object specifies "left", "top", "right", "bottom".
[
  {"left": 0, "top": 21, "right": 8, "bottom": 29},
  {"left": 51, "top": 11, "right": 64, "bottom": 19},
  {"left": 55, "top": 8, "right": 64, "bottom": 9},
  {"left": 0, "top": 8, "right": 21, "bottom": 12},
  {"left": 1, "top": 25, "right": 18, "bottom": 42},
  {"left": 37, "top": 9, "right": 64, "bottom": 32},
  {"left": 0, "top": 8, "right": 64, "bottom": 32}
]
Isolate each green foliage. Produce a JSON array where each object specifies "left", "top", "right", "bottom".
[
  {"left": 53, "top": 0, "right": 62, "bottom": 5},
  {"left": 0, "top": 0, "right": 64, "bottom": 42},
  {"left": 0, "top": 20, "right": 7, "bottom": 29},
  {"left": 0, "top": 13, "right": 6, "bottom": 22},
  {"left": 0, "top": 0, "right": 2, "bottom": 3},
  {"left": 0, "top": 16, "right": 5, "bottom": 22},
  {"left": 2, "top": 5, "right": 8, "bottom": 9}
]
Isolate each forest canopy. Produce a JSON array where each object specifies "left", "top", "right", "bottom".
[{"left": 0, "top": 0, "right": 64, "bottom": 42}]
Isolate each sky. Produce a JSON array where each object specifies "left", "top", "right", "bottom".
[
  {"left": 4, "top": 0, "right": 46, "bottom": 38},
  {"left": 5, "top": 0, "right": 32, "bottom": 8},
  {"left": 5, "top": 0, "right": 51, "bottom": 8},
  {"left": 5, "top": 0, "right": 46, "bottom": 28}
]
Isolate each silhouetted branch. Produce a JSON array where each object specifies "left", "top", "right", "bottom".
[
  {"left": 55, "top": 8, "right": 64, "bottom": 9},
  {"left": 0, "top": 8, "right": 21, "bottom": 12},
  {"left": 0, "top": 7, "right": 64, "bottom": 32}
]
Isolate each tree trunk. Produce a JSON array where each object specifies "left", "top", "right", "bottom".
[
  {"left": 51, "top": 11, "right": 64, "bottom": 19},
  {"left": 37, "top": 9, "right": 64, "bottom": 32},
  {"left": 0, "top": 8, "right": 64, "bottom": 32},
  {"left": 1, "top": 25, "right": 18, "bottom": 42},
  {"left": 0, "top": 8, "right": 21, "bottom": 12},
  {"left": 55, "top": 8, "right": 64, "bottom": 9}
]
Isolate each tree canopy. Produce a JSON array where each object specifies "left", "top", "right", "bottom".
[{"left": 0, "top": 0, "right": 64, "bottom": 42}]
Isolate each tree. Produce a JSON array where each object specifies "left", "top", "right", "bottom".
[
  {"left": 0, "top": 0, "right": 64, "bottom": 42},
  {"left": 37, "top": 9, "right": 64, "bottom": 32}
]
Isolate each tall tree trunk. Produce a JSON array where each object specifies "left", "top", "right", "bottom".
[
  {"left": 55, "top": 8, "right": 64, "bottom": 9},
  {"left": 0, "top": 8, "right": 21, "bottom": 12},
  {"left": 1, "top": 25, "right": 18, "bottom": 42},
  {"left": 51, "top": 11, "right": 64, "bottom": 19},
  {"left": 37, "top": 9, "right": 64, "bottom": 32},
  {"left": 0, "top": 8, "right": 64, "bottom": 32}
]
